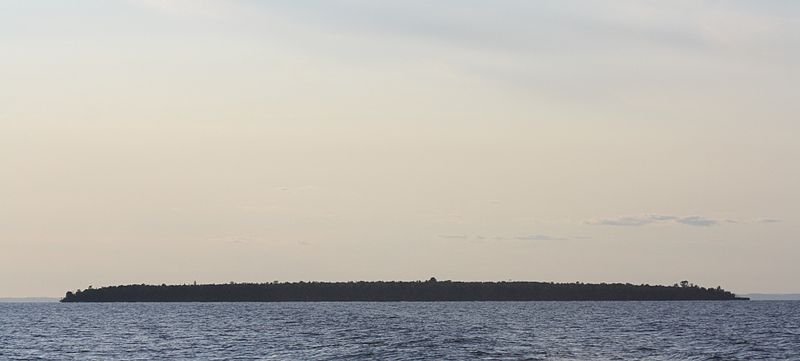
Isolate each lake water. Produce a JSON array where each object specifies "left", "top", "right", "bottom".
[{"left": 1, "top": 301, "right": 798, "bottom": 360}]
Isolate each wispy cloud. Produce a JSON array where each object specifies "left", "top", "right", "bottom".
[
  {"left": 514, "top": 234, "right": 568, "bottom": 241},
  {"left": 588, "top": 216, "right": 657, "bottom": 226},
  {"left": 675, "top": 216, "right": 718, "bottom": 227},
  {"left": 439, "top": 234, "right": 569, "bottom": 241},
  {"left": 758, "top": 218, "right": 783, "bottom": 224},
  {"left": 649, "top": 215, "right": 678, "bottom": 221},
  {"left": 437, "top": 234, "right": 469, "bottom": 240},
  {"left": 586, "top": 214, "right": 720, "bottom": 227}
]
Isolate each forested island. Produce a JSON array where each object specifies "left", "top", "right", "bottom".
[{"left": 61, "top": 279, "right": 747, "bottom": 302}]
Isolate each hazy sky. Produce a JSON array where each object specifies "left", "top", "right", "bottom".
[{"left": 2, "top": 0, "right": 798, "bottom": 297}]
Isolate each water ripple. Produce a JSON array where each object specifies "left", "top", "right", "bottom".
[{"left": 1, "top": 301, "right": 799, "bottom": 360}]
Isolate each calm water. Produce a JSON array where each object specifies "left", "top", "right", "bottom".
[{"left": 1, "top": 301, "right": 798, "bottom": 360}]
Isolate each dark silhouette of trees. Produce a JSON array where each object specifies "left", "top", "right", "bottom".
[{"left": 60, "top": 279, "right": 746, "bottom": 302}]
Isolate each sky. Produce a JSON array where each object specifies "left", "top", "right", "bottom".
[{"left": 1, "top": 0, "right": 798, "bottom": 297}]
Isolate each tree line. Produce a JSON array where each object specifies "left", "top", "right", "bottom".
[{"left": 61, "top": 278, "right": 746, "bottom": 302}]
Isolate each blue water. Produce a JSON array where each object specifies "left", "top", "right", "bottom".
[{"left": 1, "top": 301, "right": 798, "bottom": 360}]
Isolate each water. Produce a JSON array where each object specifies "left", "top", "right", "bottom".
[{"left": 1, "top": 301, "right": 798, "bottom": 360}]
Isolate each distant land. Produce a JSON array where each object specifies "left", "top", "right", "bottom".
[
  {"left": 743, "top": 294, "right": 800, "bottom": 301},
  {"left": 0, "top": 297, "right": 59, "bottom": 303},
  {"left": 61, "top": 279, "right": 747, "bottom": 302}
]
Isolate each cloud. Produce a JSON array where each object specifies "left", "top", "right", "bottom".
[
  {"left": 437, "top": 234, "right": 469, "bottom": 240},
  {"left": 586, "top": 214, "right": 719, "bottom": 227},
  {"left": 586, "top": 215, "right": 662, "bottom": 226},
  {"left": 439, "top": 234, "right": 569, "bottom": 241},
  {"left": 675, "top": 216, "right": 718, "bottom": 227},
  {"left": 649, "top": 215, "right": 678, "bottom": 221},
  {"left": 721, "top": 218, "right": 783, "bottom": 225},
  {"left": 514, "top": 234, "right": 568, "bottom": 241}
]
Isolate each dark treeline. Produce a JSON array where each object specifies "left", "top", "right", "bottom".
[{"left": 61, "top": 278, "right": 746, "bottom": 302}]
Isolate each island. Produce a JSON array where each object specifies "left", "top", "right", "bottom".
[{"left": 60, "top": 279, "right": 747, "bottom": 302}]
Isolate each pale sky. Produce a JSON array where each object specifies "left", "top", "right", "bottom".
[{"left": 1, "top": 0, "right": 798, "bottom": 297}]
